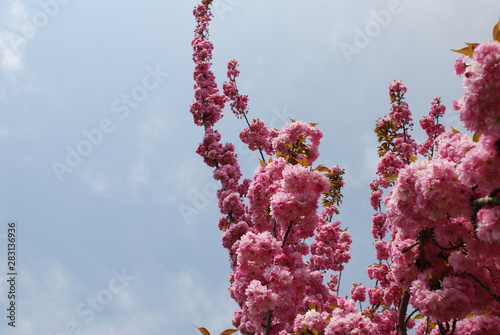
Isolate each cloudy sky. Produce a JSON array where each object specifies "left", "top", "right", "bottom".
[{"left": 0, "top": 0, "right": 499, "bottom": 334}]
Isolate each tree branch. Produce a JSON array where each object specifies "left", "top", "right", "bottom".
[
  {"left": 264, "top": 310, "right": 273, "bottom": 335},
  {"left": 471, "top": 189, "right": 500, "bottom": 233},
  {"left": 281, "top": 221, "right": 293, "bottom": 248},
  {"left": 397, "top": 290, "right": 410, "bottom": 335},
  {"left": 272, "top": 219, "right": 277, "bottom": 239},
  {"left": 465, "top": 271, "right": 500, "bottom": 302}
]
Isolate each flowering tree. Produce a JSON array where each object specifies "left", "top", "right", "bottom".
[{"left": 190, "top": 2, "right": 500, "bottom": 334}]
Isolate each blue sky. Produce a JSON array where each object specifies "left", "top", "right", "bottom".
[{"left": 0, "top": 0, "right": 499, "bottom": 334}]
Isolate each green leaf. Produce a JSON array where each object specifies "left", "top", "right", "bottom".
[
  {"left": 473, "top": 132, "right": 481, "bottom": 143},
  {"left": 196, "top": 327, "right": 211, "bottom": 335}
]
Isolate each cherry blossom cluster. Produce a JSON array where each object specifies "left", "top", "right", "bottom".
[
  {"left": 417, "top": 98, "right": 446, "bottom": 156},
  {"left": 375, "top": 39, "right": 500, "bottom": 333},
  {"left": 453, "top": 40, "right": 500, "bottom": 139},
  {"left": 189, "top": 4, "right": 226, "bottom": 128},
  {"left": 228, "top": 155, "right": 352, "bottom": 333},
  {"left": 190, "top": 3, "right": 500, "bottom": 334},
  {"left": 370, "top": 81, "right": 417, "bottom": 243},
  {"left": 190, "top": 3, "right": 357, "bottom": 334},
  {"left": 223, "top": 60, "right": 249, "bottom": 119},
  {"left": 239, "top": 119, "right": 278, "bottom": 156}
]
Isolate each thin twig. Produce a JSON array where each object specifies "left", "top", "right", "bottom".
[
  {"left": 402, "top": 241, "right": 419, "bottom": 253},
  {"left": 272, "top": 219, "right": 277, "bottom": 239},
  {"left": 465, "top": 271, "right": 500, "bottom": 302},
  {"left": 337, "top": 270, "right": 342, "bottom": 296},
  {"left": 281, "top": 221, "right": 293, "bottom": 248},
  {"left": 405, "top": 308, "right": 419, "bottom": 326},
  {"left": 242, "top": 112, "right": 266, "bottom": 162}
]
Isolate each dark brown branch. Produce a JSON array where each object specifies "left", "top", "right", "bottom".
[
  {"left": 402, "top": 241, "right": 419, "bottom": 253},
  {"left": 397, "top": 290, "right": 411, "bottom": 335},
  {"left": 264, "top": 310, "right": 273, "bottom": 335},
  {"left": 437, "top": 322, "right": 447, "bottom": 335},
  {"left": 281, "top": 221, "right": 293, "bottom": 248},
  {"left": 471, "top": 189, "right": 500, "bottom": 232},
  {"left": 272, "top": 219, "right": 277, "bottom": 239},
  {"left": 465, "top": 271, "right": 500, "bottom": 302},
  {"left": 450, "top": 319, "right": 457, "bottom": 335},
  {"left": 405, "top": 308, "right": 419, "bottom": 326},
  {"left": 431, "top": 236, "right": 464, "bottom": 251},
  {"left": 337, "top": 270, "right": 342, "bottom": 296},
  {"left": 416, "top": 229, "right": 433, "bottom": 271}
]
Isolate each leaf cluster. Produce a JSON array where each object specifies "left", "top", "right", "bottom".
[
  {"left": 201, "top": 0, "right": 213, "bottom": 8},
  {"left": 375, "top": 119, "right": 397, "bottom": 158},
  {"left": 320, "top": 166, "right": 345, "bottom": 216},
  {"left": 451, "top": 18, "right": 500, "bottom": 57}
]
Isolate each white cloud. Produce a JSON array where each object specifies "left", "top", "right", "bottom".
[
  {"left": 82, "top": 172, "right": 119, "bottom": 199},
  {"left": 0, "top": 0, "right": 31, "bottom": 75},
  {"left": 128, "top": 159, "right": 151, "bottom": 189},
  {"left": 139, "top": 111, "right": 170, "bottom": 141},
  {"left": 0, "top": 31, "right": 26, "bottom": 73},
  {"left": 0, "top": 259, "right": 236, "bottom": 334}
]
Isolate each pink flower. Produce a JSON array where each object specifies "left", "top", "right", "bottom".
[
  {"left": 453, "top": 56, "right": 468, "bottom": 76},
  {"left": 477, "top": 206, "right": 500, "bottom": 243},
  {"left": 458, "top": 135, "right": 500, "bottom": 191},
  {"left": 374, "top": 240, "right": 390, "bottom": 260},
  {"left": 453, "top": 40, "right": 500, "bottom": 138},
  {"left": 350, "top": 284, "right": 366, "bottom": 302}
]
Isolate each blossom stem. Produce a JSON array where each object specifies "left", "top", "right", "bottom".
[
  {"left": 242, "top": 110, "right": 266, "bottom": 162},
  {"left": 281, "top": 221, "right": 293, "bottom": 248}
]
